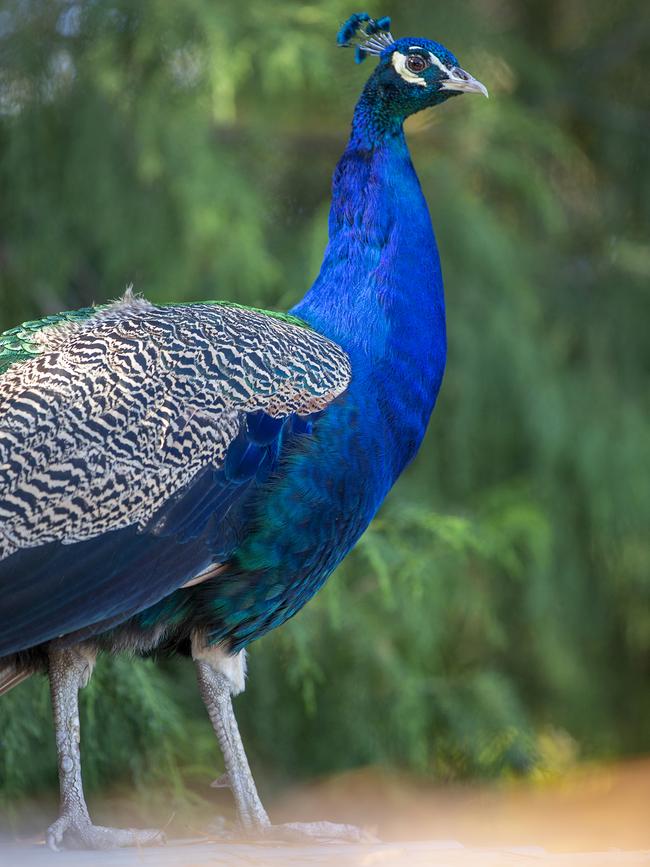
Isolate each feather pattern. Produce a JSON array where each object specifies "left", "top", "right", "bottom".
[{"left": 0, "top": 297, "right": 350, "bottom": 559}]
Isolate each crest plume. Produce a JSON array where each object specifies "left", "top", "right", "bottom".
[{"left": 337, "top": 12, "right": 394, "bottom": 63}]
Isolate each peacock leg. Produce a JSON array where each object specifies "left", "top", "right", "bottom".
[
  {"left": 193, "top": 640, "right": 373, "bottom": 843},
  {"left": 194, "top": 650, "right": 271, "bottom": 832},
  {"left": 46, "top": 643, "right": 164, "bottom": 851}
]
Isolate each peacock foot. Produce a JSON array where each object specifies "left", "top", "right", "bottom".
[
  {"left": 46, "top": 813, "right": 165, "bottom": 851},
  {"left": 258, "top": 820, "right": 378, "bottom": 843}
]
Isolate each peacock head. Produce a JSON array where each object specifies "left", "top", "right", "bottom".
[{"left": 338, "top": 13, "right": 487, "bottom": 126}]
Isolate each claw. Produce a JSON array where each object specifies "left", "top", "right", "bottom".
[
  {"left": 46, "top": 814, "right": 73, "bottom": 852},
  {"left": 46, "top": 815, "right": 165, "bottom": 851},
  {"left": 210, "top": 772, "right": 231, "bottom": 789},
  {"left": 259, "top": 821, "right": 378, "bottom": 844}
]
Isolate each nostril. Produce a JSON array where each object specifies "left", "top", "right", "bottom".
[{"left": 452, "top": 67, "right": 470, "bottom": 81}]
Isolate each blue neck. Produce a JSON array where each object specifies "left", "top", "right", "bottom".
[{"left": 292, "top": 101, "right": 446, "bottom": 403}]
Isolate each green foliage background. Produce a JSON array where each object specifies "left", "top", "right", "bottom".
[{"left": 0, "top": 0, "right": 649, "bottom": 814}]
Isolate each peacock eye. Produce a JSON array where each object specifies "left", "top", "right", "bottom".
[{"left": 405, "top": 54, "right": 428, "bottom": 74}]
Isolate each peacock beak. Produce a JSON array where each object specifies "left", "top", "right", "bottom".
[{"left": 440, "top": 67, "right": 489, "bottom": 98}]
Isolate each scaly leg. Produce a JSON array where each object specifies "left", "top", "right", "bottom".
[
  {"left": 194, "top": 651, "right": 270, "bottom": 832},
  {"left": 47, "top": 643, "right": 164, "bottom": 851},
  {"left": 193, "top": 638, "right": 371, "bottom": 842}
]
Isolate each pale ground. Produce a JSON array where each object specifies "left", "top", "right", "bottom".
[
  {"left": 2, "top": 759, "right": 649, "bottom": 866},
  {"left": 1, "top": 838, "right": 649, "bottom": 866}
]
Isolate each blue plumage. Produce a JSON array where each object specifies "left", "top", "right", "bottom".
[
  {"left": 0, "top": 13, "right": 489, "bottom": 658},
  {"left": 0, "top": 13, "right": 488, "bottom": 849},
  {"left": 0, "top": 13, "right": 491, "bottom": 658}
]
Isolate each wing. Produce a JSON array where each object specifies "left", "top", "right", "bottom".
[{"left": 0, "top": 293, "right": 350, "bottom": 655}]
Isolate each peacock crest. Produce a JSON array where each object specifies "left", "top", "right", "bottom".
[{"left": 337, "top": 12, "right": 394, "bottom": 63}]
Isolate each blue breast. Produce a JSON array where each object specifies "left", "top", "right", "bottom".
[{"left": 189, "top": 130, "right": 447, "bottom": 651}]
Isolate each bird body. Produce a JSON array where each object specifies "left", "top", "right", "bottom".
[
  {"left": 0, "top": 298, "right": 350, "bottom": 655},
  {"left": 0, "top": 75, "right": 446, "bottom": 660},
  {"left": 150, "top": 114, "right": 447, "bottom": 652},
  {"left": 0, "top": 12, "right": 487, "bottom": 849}
]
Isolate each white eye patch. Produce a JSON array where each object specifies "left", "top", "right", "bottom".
[
  {"left": 391, "top": 51, "right": 427, "bottom": 87},
  {"left": 427, "top": 52, "right": 452, "bottom": 75}
]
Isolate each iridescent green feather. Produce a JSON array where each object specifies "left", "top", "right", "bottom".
[{"left": 0, "top": 307, "right": 98, "bottom": 375}]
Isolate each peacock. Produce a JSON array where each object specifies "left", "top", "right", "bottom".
[{"left": 0, "top": 12, "right": 487, "bottom": 850}]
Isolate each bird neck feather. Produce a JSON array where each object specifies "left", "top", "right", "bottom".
[{"left": 292, "top": 117, "right": 445, "bottom": 383}]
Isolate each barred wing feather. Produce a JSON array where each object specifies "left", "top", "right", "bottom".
[{"left": 0, "top": 294, "right": 350, "bottom": 654}]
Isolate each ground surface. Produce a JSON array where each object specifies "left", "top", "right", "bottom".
[
  {"left": 1, "top": 838, "right": 649, "bottom": 866},
  {"left": 2, "top": 760, "right": 649, "bottom": 865}
]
